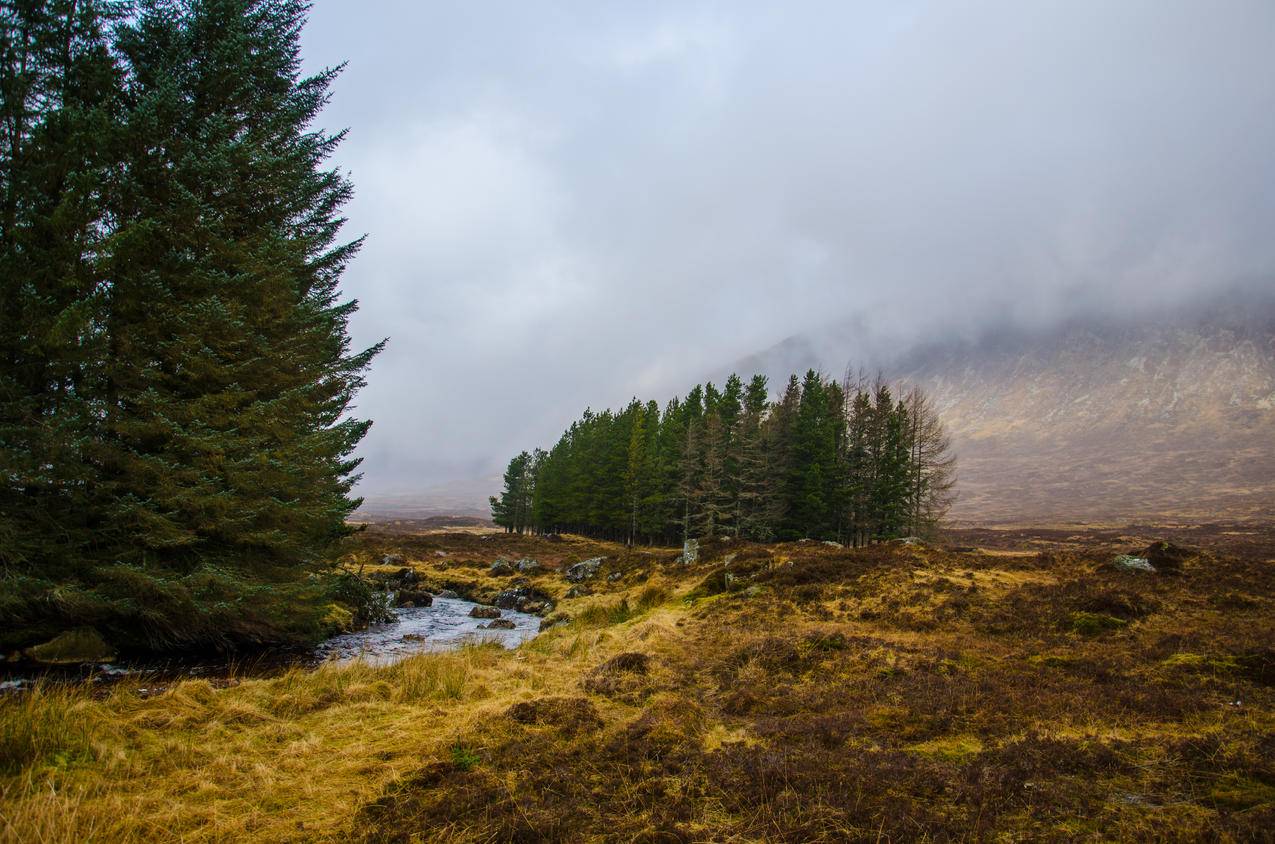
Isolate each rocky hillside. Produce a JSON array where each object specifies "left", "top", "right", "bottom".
[{"left": 740, "top": 299, "right": 1275, "bottom": 523}]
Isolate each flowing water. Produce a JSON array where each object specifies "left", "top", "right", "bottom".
[
  {"left": 1, "top": 597, "right": 541, "bottom": 693},
  {"left": 314, "top": 595, "right": 541, "bottom": 664}
]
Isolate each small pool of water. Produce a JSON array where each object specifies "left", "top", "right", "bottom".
[
  {"left": 1, "top": 597, "right": 541, "bottom": 693},
  {"left": 313, "top": 596, "right": 541, "bottom": 664}
]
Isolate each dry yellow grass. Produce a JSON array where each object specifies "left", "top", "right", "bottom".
[
  {"left": 4, "top": 528, "right": 1274, "bottom": 842},
  {"left": 0, "top": 575, "right": 689, "bottom": 844}
]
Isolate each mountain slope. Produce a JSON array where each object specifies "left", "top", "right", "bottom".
[{"left": 740, "top": 300, "right": 1275, "bottom": 523}]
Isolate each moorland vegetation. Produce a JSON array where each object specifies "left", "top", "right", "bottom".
[{"left": 2, "top": 524, "right": 1272, "bottom": 841}]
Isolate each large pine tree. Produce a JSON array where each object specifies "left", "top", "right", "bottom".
[{"left": 1, "top": 0, "right": 382, "bottom": 654}]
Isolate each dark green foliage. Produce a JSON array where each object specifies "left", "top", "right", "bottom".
[
  {"left": 507, "top": 370, "right": 954, "bottom": 545},
  {"left": 0, "top": 0, "right": 380, "bottom": 654},
  {"left": 490, "top": 450, "right": 539, "bottom": 533}
]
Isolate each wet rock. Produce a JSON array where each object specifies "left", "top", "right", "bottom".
[
  {"left": 395, "top": 589, "right": 433, "bottom": 608},
  {"left": 677, "top": 539, "right": 699, "bottom": 565},
  {"left": 481, "top": 618, "right": 517, "bottom": 630},
  {"left": 515, "top": 558, "right": 541, "bottom": 573},
  {"left": 469, "top": 605, "right": 502, "bottom": 619},
  {"left": 565, "top": 557, "right": 604, "bottom": 582},
  {"left": 489, "top": 558, "right": 516, "bottom": 576},
  {"left": 26, "top": 627, "right": 116, "bottom": 664},
  {"left": 494, "top": 585, "right": 555, "bottom": 614}
]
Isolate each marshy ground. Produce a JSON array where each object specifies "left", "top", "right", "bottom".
[{"left": 2, "top": 521, "right": 1273, "bottom": 842}]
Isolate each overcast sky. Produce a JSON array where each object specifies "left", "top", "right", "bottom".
[{"left": 299, "top": 1, "right": 1275, "bottom": 498}]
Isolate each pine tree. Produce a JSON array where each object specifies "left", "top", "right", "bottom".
[
  {"left": 903, "top": 387, "right": 956, "bottom": 539},
  {"left": 766, "top": 374, "right": 801, "bottom": 538},
  {"left": 0, "top": 0, "right": 125, "bottom": 647},
  {"left": 491, "top": 451, "right": 533, "bottom": 533},
  {"left": 507, "top": 372, "right": 954, "bottom": 546},
  {"left": 736, "top": 374, "right": 771, "bottom": 539}
]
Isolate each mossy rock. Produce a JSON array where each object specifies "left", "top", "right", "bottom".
[
  {"left": 1069, "top": 611, "right": 1128, "bottom": 636},
  {"left": 26, "top": 627, "right": 116, "bottom": 664}
]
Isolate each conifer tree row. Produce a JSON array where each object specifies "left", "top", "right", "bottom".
[
  {"left": 0, "top": 0, "right": 381, "bottom": 653},
  {"left": 492, "top": 371, "right": 955, "bottom": 545}
]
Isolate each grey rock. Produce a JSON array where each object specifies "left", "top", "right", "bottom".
[
  {"left": 469, "top": 605, "right": 502, "bottom": 619},
  {"left": 481, "top": 618, "right": 517, "bottom": 630},
  {"left": 490, "top": 557, "right": 516, "bottom": 576},
  {"left": 1113, "top": 554, "right": 1156, "bottom": 573},
  {"left": 494, "top": 585, "right": 556, "bottom": 614},
  {"left": 437, "top": 589, "right": 460, "bottom": 599},
  {"left": 607, "top": 571, "right": 623, "bottom": 583},
  {"left": 822, "top": 540, "right": 844, "bottom": 548},
  {"left": 515, "top": 558, "right": 542, "bottom": 573},
  {"left": 564, "top": 585, "right": 592, "bottom": 599},
  {"left": 676, "top": 539, "right": 699, "bottom": 565},
  {"left": 381, "top": 554, "right": 405, "bottom": 566},
  {"left": 565, "top": 557, "right": 605, "bottom": 582}
]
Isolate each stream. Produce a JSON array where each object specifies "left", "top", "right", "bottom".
[
  {"left": 314, "top": 595, "right": 541, "bottom": 664},
  {"left": 0, "top": 596, "right": 541, "bottom": 693}
]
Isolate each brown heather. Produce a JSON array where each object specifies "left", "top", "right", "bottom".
[{"left": 2, "top": 522, "right": 1273, "bottom": 842}]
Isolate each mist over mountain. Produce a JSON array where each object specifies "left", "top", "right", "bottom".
[{"left": 731, "top": 287, "right": 1275, "bottom": 523}]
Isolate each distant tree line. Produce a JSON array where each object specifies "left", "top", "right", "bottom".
[
  {"left": 491, "top": 371, "right": 955, "bottom": 545},
  {"left": 0, "top": 1, "right": 381, "bottom": 654}
]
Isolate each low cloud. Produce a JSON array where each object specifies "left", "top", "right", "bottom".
[{"left": 300, "top": 1, "right": 1275, "bottom": 495}]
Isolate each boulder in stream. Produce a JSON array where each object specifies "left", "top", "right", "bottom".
[
  {"left": 395, "top": 589, "right": 433, "bottom": 608},
  {"left": 481, "top": 618, "right": 517, "bottom": 630},
  {"left": 494, "top": 585, "right": 555, "bottom": 615},
  {"left": 469, "top": 605, "right": 502, "bottom": 619}
]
